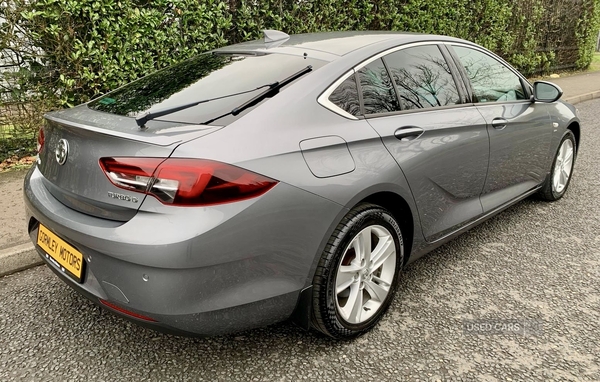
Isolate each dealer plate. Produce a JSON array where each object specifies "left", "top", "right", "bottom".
[{"left": 37, "top": 224, "right": 84, "bottom": 282}]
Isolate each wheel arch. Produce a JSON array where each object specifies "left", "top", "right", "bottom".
[
  {"left": 567, "top": 121, "right": 580, "bottom": 150},
  {"left": 290, "top": 188, "right": 420, "bottom": 330},
  {"left": 360, "top": 191, "right": 414, "bottom": 265}
]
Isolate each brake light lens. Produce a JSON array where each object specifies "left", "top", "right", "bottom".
[
  {"left": 99, "top": 157, "right": 278, "bottom": 206},
  {"left": 37, "top": 127, "right": 45, "bottom": 153},
  {"left": 99, "top": 157, "right": 164, "bottom": 193}
]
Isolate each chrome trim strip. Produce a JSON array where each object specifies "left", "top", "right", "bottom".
[
  {"left": 318, "top": 39, "right": 531, "bottom": 119},
  {"left": 352, "top": 41, "right": 441, "bottom": 72}
]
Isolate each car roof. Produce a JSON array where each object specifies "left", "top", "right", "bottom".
[{"left": 215, "top": 31, "right": 466, "bottom": 62}]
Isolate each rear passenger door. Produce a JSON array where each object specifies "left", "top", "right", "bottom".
[{"left": 363, "top": 43, "right": 489, "bottom": 242}]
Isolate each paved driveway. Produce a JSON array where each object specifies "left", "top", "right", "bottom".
[
  {"left": 0, "top": 169, "right": 29, "bottom": 250},
  {"left": 1, "top": 99, "right": 599, "bottom": 381}
]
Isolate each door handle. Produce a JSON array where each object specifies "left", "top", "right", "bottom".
[
  {"left": 394, "top": 126, "right": 424, "bottom": 141},
  {"left": 491, "top": 118, "right": 508, "bottom": 130}
]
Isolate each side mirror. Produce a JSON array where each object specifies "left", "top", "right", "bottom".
[{"left": 533, "top": 81, "right": 563, "bottom": 103}]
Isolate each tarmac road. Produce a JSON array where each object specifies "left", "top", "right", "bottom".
[{"left": 1, "top": 99, "right": 599, "bottom": 381}]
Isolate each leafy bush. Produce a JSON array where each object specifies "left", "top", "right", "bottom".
[
  {"left": 2, "top": 0, "right": 599, "bottom": 106},
  {"left": 16, "top": 0, "right": 232, "bottom": 106},
  {"left": 0, "top": 0, "right": 599, "bottom": 161}
]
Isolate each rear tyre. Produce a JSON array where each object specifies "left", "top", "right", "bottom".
[
  {"left": 539, "top": 130, "right": 576, "bottom": 201},
  {"left": 311, "top": 203, "right": 404, "bottom": 339}
]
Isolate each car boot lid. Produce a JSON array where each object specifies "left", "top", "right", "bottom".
[{"left": 46, "top": 105, "right": 222, "bottom": 147}]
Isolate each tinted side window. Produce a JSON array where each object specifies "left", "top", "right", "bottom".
[
  {"left": 453, "top": 46, "right": 527, "bottom": 103},
  {"left": 384, "top": 45, "right": 460, "bottom": 110},
  {"left": 328, "top": 74, "right": 361, "bottom": 117},
  {"left": 358, "top": 58, "right": 400, "bottom": 114}
]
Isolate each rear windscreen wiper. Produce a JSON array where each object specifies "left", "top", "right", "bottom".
[
  {"left": 201, "top": 65, "right": 313, "bottom": 125},
  {"left": 135, "top": 84, "right": 276, "bottom": 128}
]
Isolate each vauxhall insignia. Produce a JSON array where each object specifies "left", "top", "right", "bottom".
[{"left": 55, "top": 139, "right": 69, "bottom": 165}]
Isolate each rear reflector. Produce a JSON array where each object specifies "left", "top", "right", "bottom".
[
  {"left": 37, "top": 127, "right": 45, "bottom": 153},
  {"left": 99, "top": 157, "right": 278, "bottom": 206},
  {"left": 99, "top": 299, "right": 158, "bottom": 322}
]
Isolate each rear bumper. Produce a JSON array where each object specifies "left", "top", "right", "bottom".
[{"left": 24, "top": 165, "right": 343, "bottom": 336}]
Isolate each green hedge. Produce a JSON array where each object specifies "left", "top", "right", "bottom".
[
  {"left": 13, "top": 0, "right": 232, "bottom": 107},
  {"left": 1, "top": 0, "right": 600, "bottom": 109}
]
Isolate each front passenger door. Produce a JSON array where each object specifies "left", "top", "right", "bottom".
[{"left": 449, "top": 45, "right": 553, "bottom": 212}]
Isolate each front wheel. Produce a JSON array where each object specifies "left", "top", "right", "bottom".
[
  {"left": 311, "top": 203, "right": 404, "bottom": 339},
  {"left": 539, "top": 130, "right": 576, "bottom": 201}
]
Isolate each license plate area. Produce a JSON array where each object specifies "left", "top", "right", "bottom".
[{"left": 37, "top": 224, "right": 85, "bottom": 282}]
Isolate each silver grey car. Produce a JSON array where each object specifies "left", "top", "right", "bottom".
[{"left": 24, "top": 31, "right": 579, "bottom": 338}]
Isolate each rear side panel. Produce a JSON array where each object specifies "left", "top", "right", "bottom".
[{"left": 170, "top": 95, "right": 423, "bottom": 271}]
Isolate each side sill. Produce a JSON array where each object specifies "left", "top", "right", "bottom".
[{"left": 408, "top": 186, "right": 542, "bottom": 263}]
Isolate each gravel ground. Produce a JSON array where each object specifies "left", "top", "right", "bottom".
[{"left": 1, "top": 99, "right": 599, "bottom": 381}]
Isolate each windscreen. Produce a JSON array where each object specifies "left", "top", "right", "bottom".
[{"left": 88, "top": 53, "right": 326, "bottom": 125}]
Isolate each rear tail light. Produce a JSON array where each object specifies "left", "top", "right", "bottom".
[
  {"left": 99, "top": 157, "right": 278, "bottom": 206},
  {"left": 37, "top": 127, "right": 45, "bottom": 153},
  {"left": 100, "top": 157, "right": 164, "bottom": 193}
]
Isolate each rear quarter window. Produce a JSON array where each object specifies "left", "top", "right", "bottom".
[{"left": 328, "top": 74, "right": 361, "bottom": 117}]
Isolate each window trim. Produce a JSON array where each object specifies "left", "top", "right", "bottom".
[
  {"left": 352, "top": 41, "right": 442, "bottom": 73},
  {"left": 318, "top": 40, "right": 534, "bottom": 119},
  {"left": 318, "top": 41, "right": 469, "bottom": 119}
]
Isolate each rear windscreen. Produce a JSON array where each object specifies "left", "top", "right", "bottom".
[{"left": 88, "top": 53, "right": 326, "bottom": 125}]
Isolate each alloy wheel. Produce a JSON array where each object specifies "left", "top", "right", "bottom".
[
  {"left": 334, "top": 225, "right": 397, "bottom": 324},
  {"left": 552, "top": 139, "right": 574, "bottom": 194}
]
